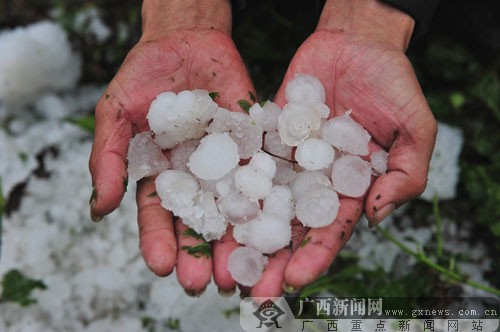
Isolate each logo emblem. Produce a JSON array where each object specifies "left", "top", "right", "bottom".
[{"left": 253, "top": 299, "right": 285, "bottom": 328}]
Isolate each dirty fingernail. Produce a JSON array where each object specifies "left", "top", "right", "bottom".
[
  {"left": 282, "top": 283, "right": 296, "bottom": 294},
  {"left": 218, "top": 287, "right": 236, "bottom": 298},
  {"left": 369, "top": 203, "right": 395, "bottom": 228},
  {"left": 185, "top": 287, "right": 206, "bottom": 298}
]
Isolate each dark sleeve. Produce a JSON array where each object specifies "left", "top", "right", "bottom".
[{"left": 378, "top": 0, "right": 441, "bottom": 43}]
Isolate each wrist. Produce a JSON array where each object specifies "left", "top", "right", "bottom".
[
  {"left": 141, "top": 0, "right": 232, "bottom": 40},
  {"left": 317, "top": 0, "right": 415, "bottom": 51}
]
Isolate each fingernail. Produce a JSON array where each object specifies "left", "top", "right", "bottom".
[
  {"left": 218, "top": 287, "right": 236, "bottom": 298},
  {"left": 185, "top": 287, "right": 206, "bottom": 298},
  {"left": 90, "top": 204, "right": 103, "bottom": 222},
  {"left": 369, "top": 203, "right": 395, "bottom": 228},
  {"left": 282, "top": 283, "right": 296, "bottom": 294}
]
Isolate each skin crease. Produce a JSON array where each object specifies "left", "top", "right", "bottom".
[{"left": 89, "top": 0, "right": 437, "bottom": 298}]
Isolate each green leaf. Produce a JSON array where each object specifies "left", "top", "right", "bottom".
[
  {"left": 64, "top": 115, "right": 95, "bottom": 132},
  {"left": 209, "top": 91, "right": 219, "bottom": 101},
  {"left": 223, "top": 307, "right": 240, "bottom": 318},
  {"left": 164, "top": 317, "right": 180, "bottom": 330},
  {"left": 122, "top": 176, "right": 128, "bottom": 192},
  {"left": 182, "top": 228, "right": 205, "bottom": 240},
  {"left": 237, "top": 100, "right": 251, "bottom": 113},
  {"left": 181, "top": 243, "right": 211, "bottom": 258},
  {"left": 249, "top": 91, "right": 257, "bottom": 103},
  {"left": 0, "top": 269, "right": 47, "bottom": 307}
]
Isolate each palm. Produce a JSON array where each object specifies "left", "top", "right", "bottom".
[
  {"left": 255, "top": 30, "right": 436, "bottom": 292},
  {"left": 89, "top": 29, "right": 255, "bottom": 293}
]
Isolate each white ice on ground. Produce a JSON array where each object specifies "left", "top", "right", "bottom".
[
  {"left": 127, "top": 132, "right": 169, "bottom": 182},
  {"left": 331, "top": 155, "right": 372, "bottom": 197},
  {"left": 147, "top": 90, "right": 218, "bottom": 149},
  {"left": 227, "top": 247, "right": 268, "bottom": 286},
  {"left": 322, "top": 111, "right": 371, "bottom": 156},
  {"left": 420, "top": 122, "right": 464, "bottom": 201},
  {"left": 73, "top": 7, "right": 112, "bottom": 43},
  {"left": 0, "top": 20, "right": 81, "bottom": 106},
  {"left": 187, "top": 132, "right": 239, "bottom": 180}
]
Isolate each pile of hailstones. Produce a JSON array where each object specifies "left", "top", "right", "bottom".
[{"left": 127, "top": 74, "right": 388, "bottom": 287}]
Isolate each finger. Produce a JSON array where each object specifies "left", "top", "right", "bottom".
[
  {"left": 250, "top": 220, "right": 307, "bottom": 297},
  {"left": 89, "top": 93, "right": 133, "bottom": 220},
  {"left": 365, "top": 120, "right": 437, "bottom": 226},
  {"left": 175, "top": 220, "right": 212, "bottom": 296},
  {"left": 212, "top": 226, "right": 240, "bottom": 295},
  {"left": 136, "top": 176, "right": 177, "bottom": 276},
  {"left": 284, "top": 199, "right": 363, "bottom": 290}
]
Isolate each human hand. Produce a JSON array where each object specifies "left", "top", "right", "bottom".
[
  {"left": 249, "top": 0, "right": 437, "bottom": 295},
  {"left": 89, "top": 0, "right": 255, "bottom": 295}
]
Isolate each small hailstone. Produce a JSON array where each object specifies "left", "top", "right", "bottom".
[
  {"left": 218, "top": 191, "right": 260, "bottom": 225},
  {"left": 169, "top": 139, "right": 199, "bottom": 172},
  {"left": 296, "top": 186, "right": 340, "bottom": 227},
  {"left": 291, "top": 171, "right": 332, "bottom": 200},
  {"left": 331, "top": 155, "right": 372, "bottom": 198},
  {"left": 207, "top": 107, "right": 263, "bottom": 159},
  {"left": 227, "top": 247, "right": 268, "bottom": 287},
  {"left": 155, "top": 170, "right": 199, "bottom": 218},
  {"left": 249, "top": 101, "right": 281, "bottom": 132},
  {"left": 187, "top": 132, "right": 239, "bottom": 180},
  {"left": 233, "top": 214, "right": 291, "bottom": 254},
  {"left": 263, "top": 130, "right": 292, "bottom": 158},
  {"left": 248, "top": 151, "right": 276, "bottom": 179},
  {"left": 263, "top": 185, "right": 295, "bottom": 222},
  {"left": 147, "top": 90, "right": 217, "bottom": 149},
  {"left": 183, "top": 190, "right": 227, "bottom": 241},
  {"left": 127, "top": 132, "right": 170, "bottom": 182},
  {"left": 278, "top": 103, "right": 325, "bottom": 146},
  {"left": 371, "top": 149, "right": 388, "bottom": 175},
  {"left": 234, "top": 165, "right": 273, "bottom": 201},
  {"left": 285, "top": 74, "right": 325, "bottom": 104},
  {"left": 322, "top": 112, "right": 371, "bottom": 156},
  {"left": 295, "top": 137, "right": 335, "bottom": 171}
]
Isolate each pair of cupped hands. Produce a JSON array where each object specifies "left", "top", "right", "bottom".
[{"left": 88, "top": 26, "right": 436, "bottom": 297}]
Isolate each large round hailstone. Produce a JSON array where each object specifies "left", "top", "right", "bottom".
[
  {"left": 155, "top": 170, "right": 199, "bottom": 217},
  {"left": 285, "top": 74, "right": 325, "bottom": 104},
  {"left": 278, "top": 103, "right": 323, "bottom": 146},
  {"left": 296, "top": 186, "right": 340, "bottom": 227},
  {"left": 322, "top": 112, "right": 371, "bottom": 156},
  {"left": 249, "top": 151, "right": 276, "bottom": 179},
  {"left": 291, "top": 171, "right": 332, "bottom": 200},
  {"left": 234, "top": 214, "right": 292, "bottom": 254},
  {"left": 234, "top": 165, "right": 273, "bottom": 201},
  {"left": 371, "top": 149, "right": 388, "bottom": 174},
  {"left": 331, "top": 155, "right": 372, "bottom": 197},
  {"left": 274, "top": 160, "right": 298, "bottom": 185},
  {"left": 147, "top": 90, "right": 217, "bottom": 149},
  {"left": 187, "top": 132, "right": 239, "bottom": 180},
  {"left": 263, "top": 185, "right": 295, "bottom": 222},
  {"left": 295, "top": 137, "right": 335, "bottom": 171},
  {"left": 127, "top": 131, "right": 170, "bottom": 182},
  {"left": 227, "top": 247, "right": 268, "bottom": 287},
  {"left": 207, "top": 107, "right": 263, "bottom": 159}
]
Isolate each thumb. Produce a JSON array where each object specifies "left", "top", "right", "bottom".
[
  {"left": 88, "top": 93, "right": 133, "bottom": 221},
  {"left": 365, "top": 121, "right": 437, "bottom": 226}
]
